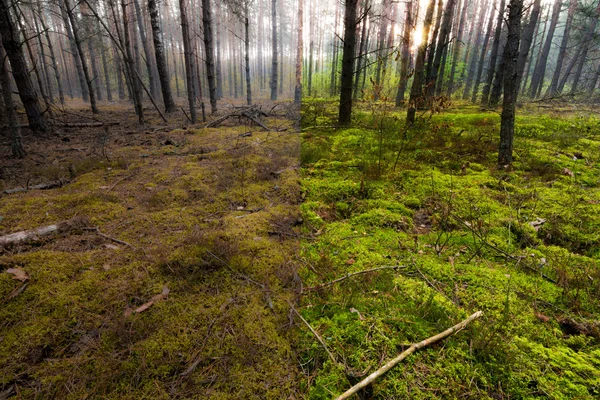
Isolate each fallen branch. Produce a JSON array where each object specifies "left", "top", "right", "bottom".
[
  {"left": 84, "top": 227, "right": 134, "bottom": 249},
  {"left": 336, "top": 311, "right": 483, "bottom": 400},
  {"left": 0, "top": 216, "right": 89, "bottom": 249},
  {"left": 59, "top": 121, "right": 120, "bottom": 128},
  {"left": 302, "top": 266, "right": 406, "bottom": 293},
  {"left": 288, "top": 300, "right": 338, "bottom": 366},
  {"left": 3, "top": 180, "right": 68, "bottom": 194},
  {"left": 206, "top": 105, "right": 270, "bottom": 130}
]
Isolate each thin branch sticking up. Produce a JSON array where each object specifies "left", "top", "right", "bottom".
[
  {"left": 336, "top": 311, "right": 484, "bottom": 400},
  {"left": 288, "top": 300, "right": 339, "bottom": 367}
]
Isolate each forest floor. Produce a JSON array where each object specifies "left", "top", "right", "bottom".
[
  {"left": 2, "top": 98, "right": 600, "bottom": 399},
  {"left": 0, "top": 100, "right": 302, "bottom": 398},
  {"left": 298, "top": 100, "right": 600, "bottom": 399}
]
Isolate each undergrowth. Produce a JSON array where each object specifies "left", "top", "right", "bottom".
[{"left": 299, "top": 101, "right": 600, "bottom": 399}]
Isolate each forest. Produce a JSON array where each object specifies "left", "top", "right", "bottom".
[{"left": 1, "top": 0, "right": 600, "bottom": 398}]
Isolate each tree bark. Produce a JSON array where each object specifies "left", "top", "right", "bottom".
[
  {"left": 338, "top": 0, "right": 358, "bottom": 125},
  {"left": 179, "top": 0, "right": 196, "bottom": 122},
  {"left": 480, "top": 0, "right": 505, "bottom": 106},
  {"left": 270, "top": 0, "right": 278, "bottom": 101},
  {"left": 406, "top": 0, "right": 435, "bottom": 124},
  {"left": 447, "top": 0, "right": 468, "bottom": 96},
  {"left": 0, "top": 37, "right": 25, "bottom": 157},
  {"left": 498, "top": 0, "right": 523, "bottom": 166},
  {"left": 64, "top": 0, "right": 99, "bottom": 113},
  {"left": 202, "top": 0, "right": 218, "bottom": 113},
  {"left": 470, "top": 3, "right": 496, "bottom": 102},
  {"left": 546, "top": 0, "right": 576, "bottom": 97},
  {"left": 244, "top": 0, "right": 252, "bottom": 105},
  {"left": 294, "top": 0, "right": 303, "bottom": 104},
  {"left": 528, "top": 0, "right": 560, "bottom": 98},
  {"left": 0, "top": 0, "right": 48, "bottom": 134},
  {"left": 514, "top": 0, "right": 541, "bottom": 93},
  {"left": 148, "top": 0, "right": 176, "bottom": 112},
  {"left": 395, "top": 0, "right": 412, "bottom": 106}
]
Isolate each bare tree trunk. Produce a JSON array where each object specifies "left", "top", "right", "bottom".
[
  {"left": 58, "top": 0, "right": 88, "bottom": 101},
  {"left": 462, "top": 0, "right": 488, "bottom": 100},
  {"left": 100, "top": 38, "right": 112, "bottom": 101},
  {"left": 570, "top": 3, "right": 600, "bottom": 94},
  {"left": 215, "top": 0, "right": 223, "bottom": 99},
  {"left": 470, "top": 3, "right": 495, "bottom": 102},
  {"left": 374, "top": 0, "right": 390, "bottom": 101},
  {"left": 395, "top": 0, "right": 413, "bottom": 106},
  {"left": 407, "top": 0, "right": 435, "bottom": 124},
  {"left": 514, "top": 0, "right": 541, "bottom": 93},
  {"left": 201, "top": 0, "right": 217, "bottom": 114},
  {"left": 270, "top": 0, "right": 278, "bottom": 100},
  {"left": 498, "top": 0, "right": 523, "bottom": 166},
  {"left": 40, "top": 6, "right": 65, "bottom": 105},
  {"left": 547, "top": 0, "right": 576, "bottom": 97},
  {"left": 338, "top": 0, "right": 358, "bottom": 125},
  {"left": 428, "top": 0, "right": 456, "bottom": 100},
  {"left": 528, "top": 0, "right": 560, "bottom": 98},
  {"left": 0, "top": 0, "right": 48, "bottom": 134},
  {"left": 480, "top": 0, "right": 505, "bottom": 106},
  {"left": 64, "top": 0, "right": 99, "bottom": 113},
  {"left": 179, "top": 0, "right": 196, "bottom": 122},
  {"left": 120, "top": 0, "right": 144, "bottom": 123},
  {"left": 447, "top": 0, "right": 468, "bottom": 96},
  {"left": 244, "top": 0, "right": 252, "bottom": 105},
  {"left": 0, "top": 38, "right": 25, "bottom": 157},
  {"left": 307, "top": 0, "right": 314, "bottom": 97},
  {"left": 354, "top": 0, "right": 369, "bottom": 101},
  {"left": 294, "top": 0, "right": 303, "bottom": 104},
  {"left": 148, "top": 0, "right": 175, "bottom": 112}
]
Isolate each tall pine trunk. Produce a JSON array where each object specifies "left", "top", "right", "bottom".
[
  {"left": 0, "top": 38, "right": 25, "bottom": 157},
  {"left": 338, "top": 0, "right": 358, "bottom": 125},
  {"left": 148, "top": 0, "right": 176, "bottom": 112},
  {"left": 294, "top": 0, "right": 303, "bottom": 104},
  {"left": 179, "top": 0, "right": 196, "bottom": 122},
  {"left": 0, "top": 0, "right": 48, "bottom": 133},
  {"left": 498, "top": 0, "right": 523, "bottom": 166},
  {"left": 202, "top": 0, "right": 217, "bottom": 113},
  {"left": 270, "top": 0, "right": 278, "bottom": 100}
]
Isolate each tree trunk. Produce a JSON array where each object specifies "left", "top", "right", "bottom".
[
  {"left": 244, "top": 0, "right": 252, "bottom": 105},
  {"left": 294, "top": 0, "right": 303, "bottom": 104},
  {"left": 569, "top": 3, "right": 600, "bottom": 94},
  {"left": 480, "top": 0, "right": 505, "bottom": 106},
  {"left": 0, "top": 38, "right": 24, "bottom": 157},
  {"left": 0, "top": 0, "right": 48, "bottom": 134},
  {"left": 307, "top": 0, "right": 314, "bottom": 97},
  {"left": 447, "top": 0, "right": 468, "bottom": 96},
  {"left": 374, "top": 0, "right": 390, "bottom": 101},
  {"left": 407, "top": 0, "right": 435, "bottom": 124},
  {"left": 528, "top": 0, "right": 560, "bottom": 98},
  {"left": 179, "top": 0, "right": 196, "bottom": 122},
  {"left": 270, "top": 0, "right": 278, "bottom": 100},
  {"left": 546, "top": 0, "right": 576, "bottom": 97},
  {"left": 470, "top": 3, "right": 495, "bottom": 102},
  {"left": 354, "top": 0, "right": 369, "bottom": 101},
  {"left": 202, "top": 0, "right": 218, "bottom": 113},
  {"left": 121, "top": 0, "right": 144, "bottom": 123},
  {"left": 428, "top": 0, "right": 456, "bottom": 100},
  {"left": 64, "top": 0, "right": 99, "bottom": 113},
  {"left": 395, "top": 0, "right": 413, "bottom": 106},
  {"left": 148, "top": 0, "right": 175, "bottom": 112},
  {"left": 514, "top": 0, "right": 541, "bottom": 93},
  {"left": 498, "top": 0, "right": 523, "bottom": 166},
  {"left": 58, "top": 0, "right": 88, "bottom": 101},
  {"left": 463, "top": 0, "right": 489, "bottom": 100},
  {"left": 338, "top": 0, "right": 358, "bottom": 125}
]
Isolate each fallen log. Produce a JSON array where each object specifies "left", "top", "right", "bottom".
[
  {"left": 3, "top": 180, "right": 68, "bottom": 195},
  {"left": 59, "top": 121, "right": 120, "bottom": 128},
  {"left": 336, "top": 311, "right": 483, "bottom": 400},
  {"left": 0, "top": 216, "right": 89, "bottom": 249}
]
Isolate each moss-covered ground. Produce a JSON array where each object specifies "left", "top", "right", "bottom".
[
  {"left": 299, "top": 101, "right": 600, "bottom": 399},
  {"left": 0, "top": 111, "right": 301, "bottom": 398}
]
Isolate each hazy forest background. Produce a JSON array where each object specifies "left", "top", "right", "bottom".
[{"left": 1, "top": 0, "right": 600, "bottom": 398}]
